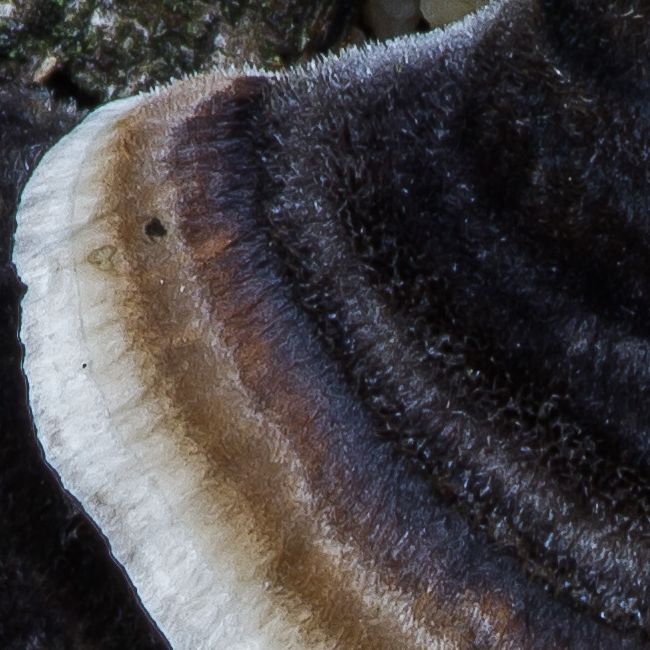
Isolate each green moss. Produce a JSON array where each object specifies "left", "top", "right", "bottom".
[{"left": 1, "top": 0, "right": 352, "bottom": 103}]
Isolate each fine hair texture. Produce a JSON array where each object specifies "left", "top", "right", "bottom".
[
  {"left": 11, "top": 0, "right": 650, "bottom": 647},
  {"left": 192, "top": 0, "right": 650, "bottom": 638}
]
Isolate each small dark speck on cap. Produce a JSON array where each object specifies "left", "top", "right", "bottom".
[{"left": 144, "top": 217, "right": 167, "bottom": 239}]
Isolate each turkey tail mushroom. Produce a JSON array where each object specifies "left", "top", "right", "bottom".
[{"left": 13, "top": 0, "right": 650, "bottom": 648}]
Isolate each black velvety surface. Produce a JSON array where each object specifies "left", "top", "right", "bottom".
[
  {"left": 7, "top": 0, "right": 650, "bottom": 646},
  {"left": 0, "top": 84, "right": 169, "bottom": 649},
  {"left": 248, "top": 0, "right": 650, "bottom": 640}
]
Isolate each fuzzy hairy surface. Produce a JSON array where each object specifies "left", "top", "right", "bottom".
[
  {"left": 259, "top": 0, "right": 650, "bottom": 637},
  {"left": 12, "top": 0, "right": 650, "bottom": 648}
]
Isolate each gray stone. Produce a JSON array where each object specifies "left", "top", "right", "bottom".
[{"left": 420, "top": 0, "right": 487, "bottom": 28}]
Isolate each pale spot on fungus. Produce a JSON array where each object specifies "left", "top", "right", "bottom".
[{"left": 87, "top": 244, "right": 117, "bottom": 271}]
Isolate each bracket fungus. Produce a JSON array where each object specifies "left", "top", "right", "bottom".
[{"left": 13, "top": 0, "right": 650, "bottom": 648}]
